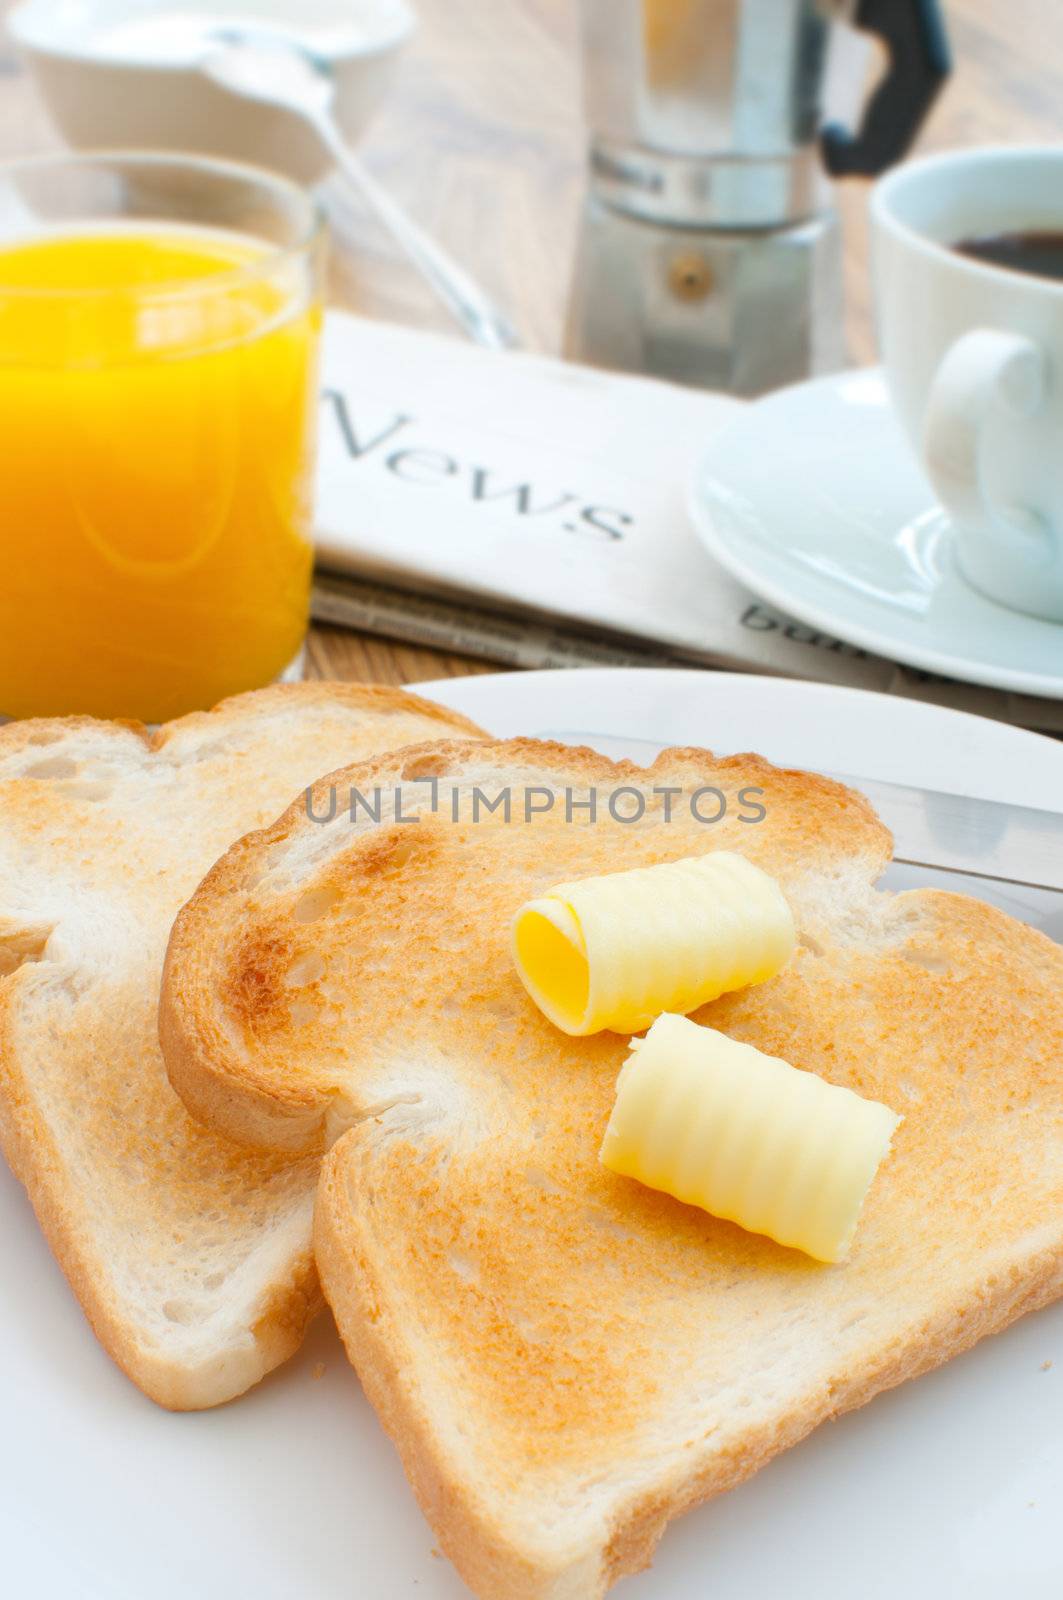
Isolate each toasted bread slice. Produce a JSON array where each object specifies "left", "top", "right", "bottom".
[
  {"left": 160, "top": 740, "right": 1063, "bottom": 1595},
  {"left": 0, "top": 683, "right": 483, "bottom": 1410}
]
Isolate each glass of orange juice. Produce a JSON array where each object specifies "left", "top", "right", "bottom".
[{"left": 0, "top": 152, "right": 325, "bottom": 722}]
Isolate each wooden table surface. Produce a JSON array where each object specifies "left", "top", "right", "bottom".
[{"left": 1, "top": 0, "right": 1058, "bottom": 689}]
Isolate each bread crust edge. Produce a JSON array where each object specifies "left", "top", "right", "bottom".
[
  {"left": 0, "top": 682, "right": 484, "bottom": 1407},
  {"left": 160, "top": 737, "right": 889, "bottom": 1155},
  {"left": 0, "top": 977, "right": 323, "bottom": 1409},
  {"left": 316, "top": 1130, "right": 1063, "bottom": 1599}
]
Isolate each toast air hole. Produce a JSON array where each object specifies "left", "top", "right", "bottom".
[
  {"left": 400, "top": 752, "right": 454, "bottom": 781},
  {"left": 23, "top": 756, "right": 78, "bottom": 780},
  {"left": 162, "top": 1299, "right": 197, "bottom": 1325},
  {"left": 285, "top": 951, "right": 326, "bottom": 987},
  {"left": 901, "top": 949, "right": 950, "bottom": 974},
  {"left": 0, "top": 921, "right": 53, "bottom": 977},
  {"left": 292, "top": 885, "right": 342, "bottom": 924}
]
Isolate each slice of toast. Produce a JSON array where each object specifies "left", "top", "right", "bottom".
[
  {"left": 0, "top": 683, "right": 483, "bottom": 1410},
  {"left": 160, "top": 739, "right": 1063, "bottom": 1595}
]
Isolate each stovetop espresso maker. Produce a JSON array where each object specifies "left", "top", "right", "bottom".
[{"left": 566, "top": 0, "right": 949, "bottom": 395}]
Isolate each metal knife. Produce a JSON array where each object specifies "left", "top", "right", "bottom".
[
  {"left": 829, "top": 773, "right": 1063, "bottom": 895},
  {"left": 535, "top": 729, "right": 1063, "bottom": 895}
]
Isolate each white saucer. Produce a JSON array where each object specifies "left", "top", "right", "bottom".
[{"left": 687, "top": 368, "right": 1063, "bottom": 699}]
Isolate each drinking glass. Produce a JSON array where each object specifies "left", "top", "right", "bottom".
[{"left": 0, "top": 152, "right": 326, "bottom": 721}]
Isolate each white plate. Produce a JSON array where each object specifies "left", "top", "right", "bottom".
[
  {"left": 3, "top": 669, "right": 1061, "bottom": 1600},
  {"left": 687, "top": 369, "right": 1063, "bottom": 699}
]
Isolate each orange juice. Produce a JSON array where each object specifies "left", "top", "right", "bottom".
[{"left": 0, "top": 225, "right": 321, "bottom": 721}]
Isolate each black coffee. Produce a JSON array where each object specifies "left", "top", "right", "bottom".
[{"left": 953, "top": 229, "right": 1063, "bottom": 281}]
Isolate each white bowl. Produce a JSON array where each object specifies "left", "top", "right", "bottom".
[{"left": 8, "top": 0, "right": 416, "bottom": 185}]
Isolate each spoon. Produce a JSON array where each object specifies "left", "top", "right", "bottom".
[{"left": 203, "top": 34, "right": 519, "bottom": 351}]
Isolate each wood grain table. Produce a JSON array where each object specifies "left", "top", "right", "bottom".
[{"left": 1, "top": 0, "right": 1058, "bottom": 689}]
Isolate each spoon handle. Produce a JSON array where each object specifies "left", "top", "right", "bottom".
[{"left": 317, "top": 121, "right": 519, "bottom": 352}]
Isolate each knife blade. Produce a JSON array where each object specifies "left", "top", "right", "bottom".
[
  {"left": 534, "top": 729, "right": 1063, "bottom": 895},
  {"left": 828, "top": 773, "right": 1063, "bottom": 894}
]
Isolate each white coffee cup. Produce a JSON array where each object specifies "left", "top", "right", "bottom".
[{"left": 871, "top": 146, "right": 1063, "bottom": 625}]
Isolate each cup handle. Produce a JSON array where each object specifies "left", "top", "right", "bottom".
[{"left": 922, "top": 328, "right": 1053, "bottom": 566}]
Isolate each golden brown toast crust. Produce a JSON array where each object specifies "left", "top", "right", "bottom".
[
  {"left": 158, "top": 738, "right": 1063, "bottom": 1591},
  {"left": 0, "top": 683, "right": 484, "bottom": 1409},
  {"left": 160, "top": 737, "right": 889, "bottom": 1151},
  {"left": 316, "top": 1136, "right": 1063, "bottom": 1600}
]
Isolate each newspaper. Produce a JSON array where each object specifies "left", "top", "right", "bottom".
[{"left": 314, "top": 313, "right": 1063, "bottom": 734}]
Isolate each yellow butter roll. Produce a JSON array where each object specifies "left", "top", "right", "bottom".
[
  {"left": 512, "top": 851, "right": 795, "bottom": 1035},
  {"left": 600, "top": 1014, "right": 900, "bottom": 1262}
]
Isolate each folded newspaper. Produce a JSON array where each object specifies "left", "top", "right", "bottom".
[{"left": 315, "top": 313, "right": 1062, "bottom": 734}]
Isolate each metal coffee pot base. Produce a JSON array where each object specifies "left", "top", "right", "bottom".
[{"left": 565, "top": 197, "right": 846, "bottom": 398}]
